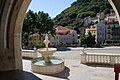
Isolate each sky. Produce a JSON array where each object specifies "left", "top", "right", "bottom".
[{"left": 28, "top": 0, "right": 76, "bottom": 18}]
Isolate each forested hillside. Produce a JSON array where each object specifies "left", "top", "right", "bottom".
[{"left": 54, "top": 0, "right": 112, "bottom": 27}]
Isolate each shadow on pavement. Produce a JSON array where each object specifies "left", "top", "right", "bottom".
[
  {"left": 47, "top": 66, "right": 70, "bottom": 80},
  {"left": 0, "top": 70, "right": 42, "bottom": 80},
  {"left": 56, "top": 47, "right": 71, "bottom": 51},
  {"left": 22, "top": 57, "right": 33, "bottom": 60},
  {"left": 83, "top": 63, "right": 115, "bottom": 68}
]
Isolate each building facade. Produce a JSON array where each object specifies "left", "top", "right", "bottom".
[
  {"left": 105, "top": 21, "right": 120, "bottom": 45},
  {"left": 85, "top": 25, "right": 96, "bottom": 36},
  {"left": 49, "top": 26, "right": 78, "bottom": 46},
  {"left": 84, "top": 16, "right": 92, "bottom": 26},
  {"left": 96, "top": 20, "right": 106, "bottom": 45},
  {"left": 96, "top": 14, "right": 120, "bottom": 46}
]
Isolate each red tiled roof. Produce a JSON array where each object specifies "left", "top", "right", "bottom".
[{"left": 55, "top": 26, "right": 74, "bottom": 35}]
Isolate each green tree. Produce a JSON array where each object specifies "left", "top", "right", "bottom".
[
  {"left": 86, "top": 31, "right": 96, "bottom": 46},
  {"left": 77, "top": 11, "right": 96, "bottom": 18},
  {"left": 22, "top": 10, "right": 37, "bottom": 47},
  {"left": 36, "top": 11, "right": 54, "bottom": 35},
  {"left": 104, "top": 8, "right": 110, "bottom": 14},
  {"left": 80, "top": 31, "right": 96, "bottom": 47},
  {"left": 80, "top": 35, "right": 87, "bottom": 46},
  {"left": 22, "top": 10, "right": 55, "bottom": 48}
]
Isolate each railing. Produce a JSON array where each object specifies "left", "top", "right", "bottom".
[
  {"left": 22, "top": 50, "right": 38, "bottom": 58},
  {"left": 80, "top": 53, "right": 120, "bottom": 65}
]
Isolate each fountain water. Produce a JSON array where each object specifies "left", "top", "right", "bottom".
[{"left": 31, "top": 33, "right": 65, "bottom": 74}]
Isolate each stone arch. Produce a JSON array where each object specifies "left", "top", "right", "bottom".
[
  {"left": 0, "top": 0, "right": 120, "bottom": 71},
  {"left": 14, "top": 0, "right": 31, "bottom": 71},
  {"left": 0, "top": 0, "right": 31, "bottom": 71},
  {"left": 108, "top": 0, "right": 120, "bottom": 24}
]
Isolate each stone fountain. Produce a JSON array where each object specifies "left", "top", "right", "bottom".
[{"left": 31, "top": 33, "right": 65, "bottom": 74}]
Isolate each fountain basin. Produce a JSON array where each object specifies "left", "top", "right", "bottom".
[
  {"left": 31, "top": 56, "right": 64, "bottom": 74},
  {"left": 37, "top": 48, "right": 57, "bottom": 63},
  {"left": 37, "top": 48, "right": 57, "bottom": 52}
]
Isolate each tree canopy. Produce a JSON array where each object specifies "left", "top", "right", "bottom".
[
  {"left": 22, "top": 10, "right": 55, "bottom": 48},
  {"left": 23, "top": 10, "right": 54, "bottom": 35},
  {"left": 80, "top": 31, "right": 96, "bottom": 47}
]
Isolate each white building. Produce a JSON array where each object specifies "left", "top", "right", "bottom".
[
  {"left": 84, "top": 16, "right": 92, "bottom": 26},
  {"left": 97, "top": 12, "right": 105, "bottom": 22},
  {"left": 96, "top": 20, "right": 106, "bottom": 45},
  {"left": 50, "top": 26, "right": 78, "bottom": 46}
]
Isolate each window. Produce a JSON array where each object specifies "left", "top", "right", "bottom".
[
  {"left": 108, "top": 35, "right": 111, "bottom": 39},
  {"left": 56, "top": 36, "right": 58, "bottom": 40},
  {"left": 107, "top": 25, "right": 110, "bottom": 29}
]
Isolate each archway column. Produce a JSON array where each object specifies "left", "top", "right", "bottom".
[
  {"left": 108, "top": 0, "right": 120, "bottom": 24},
  {"left": 14, "top": 0, "right": 31, "bottom": 71},
  {"left": 0, "top": 0, "right": 31, "bottom": 71}
]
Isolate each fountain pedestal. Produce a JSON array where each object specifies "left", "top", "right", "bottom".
[
  {"left": 38, "top": 48, "right": 56, "bottom": 64},
  {"left": 31, "top": 48, "right": 65, "bottom": 74},
  {"left": 31, "top": 33, "right": 65, "bottom": 74}
]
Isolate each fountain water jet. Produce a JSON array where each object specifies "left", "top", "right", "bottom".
[{"left": 31, "top": 33, "right": 65, "bottom": 74}]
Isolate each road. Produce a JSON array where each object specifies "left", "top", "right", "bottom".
[{"left": 53, "top": 47, "right": 120, "bottom": 61}]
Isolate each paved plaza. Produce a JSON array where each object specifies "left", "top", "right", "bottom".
[
  {"left": 1, "top": 46, "right": 120, "bottom": 80},
  {"left": 23, "top": 46, "right": 120, "bottom": 80}
]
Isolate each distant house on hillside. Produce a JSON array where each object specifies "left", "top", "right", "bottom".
[
  {"left": 96, "top": 14, "right": 120, "bottom": 46},
  {"left": 84, "top": 16, "right": 98, "bottom": 27},
  {"left": 49, "top": 26, "right": 78, "bottom": 46},
  {"left": 104, "top": 16, "right": 120, "bottom": 46},
  {"left": 84, "top": 16, "right": 92, "bottom": 26},
  {"left": 85, "top": 25, "right": 96, "bottom": 36}
]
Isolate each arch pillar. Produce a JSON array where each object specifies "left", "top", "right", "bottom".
[
  {"left": 108, "top": 0, "right": 120, "bottom": 24},
  {"left": 14, "top": 0, "right": 31, "bottom": 70},
  {"left": 0, "top": 0, "right": 31, "bottom": 71}
]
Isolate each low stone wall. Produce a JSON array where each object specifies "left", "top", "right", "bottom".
[
  {"left": 22, "top": 50, "right": 37, "bottom": 58},
  {"left": 80, "top": 53, "right": 120, "bottom": 65}
]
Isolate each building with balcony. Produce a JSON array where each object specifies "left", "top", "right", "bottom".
[
  {"left": 105, "top": 20, "right": 120, "bottom": 45},
  {"left": 96, "top": 14, "right": 120, "bottom": 46}
]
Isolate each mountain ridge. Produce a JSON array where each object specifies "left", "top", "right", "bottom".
[{"left": 54, "top": 0, "right": 113, "bottom": 27}]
